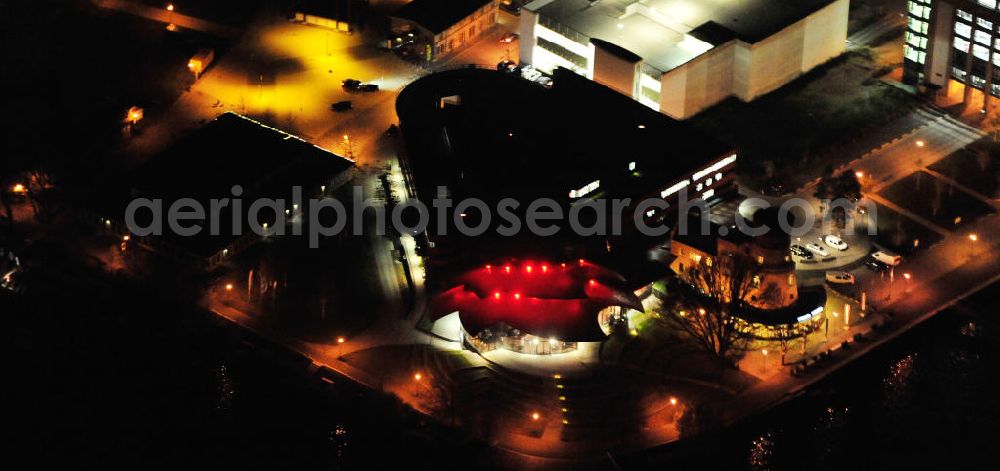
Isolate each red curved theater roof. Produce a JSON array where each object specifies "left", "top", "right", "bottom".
[{"left": 429, "top": 260, "right": 643, "bottom": 342}]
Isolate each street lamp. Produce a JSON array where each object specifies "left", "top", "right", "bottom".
[
  {"left": 531, "top": 412, "right": 540, "bottom": 421},
  {"left": 915, "top": 139, "right": 925, "bottom": 147},
  {"left": 968, "top": 233, "right": 979, "bottom": 258},
  {"left": 413, "top": 372, "right": 422, "bottom": 381},
  {"left": 761, "top": 349, "right": 769, "bottom": 373},
  {"left": 903, "top": 272, "right": 911, "bottom": 294}
]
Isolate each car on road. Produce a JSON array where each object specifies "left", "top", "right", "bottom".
[
  {"left": 824, "top": 234, "right": 848, "bottom": 251},
  {"left": 330, "top": 100, "right": 352, "bottom": 112},
  {"left": 342, "top": 79, "right": 378, "bottom": 92},
  {"left": 790, "top": 245, "right": 813, "bottom": 259},
  {"left": 864, "top": 258, "right": 888, "bottom": 272},
  {"left": 500, "top": 32, "right": 519, "bottom": 43},
  {"left": 871, "top": 250, "right": 901, "bottom": 266},
  {"left": 825, "top": 271, "right": 855, "bottom": 284},
  {"left": 805, "top": 243, "right": 829, "bottom": 257}
]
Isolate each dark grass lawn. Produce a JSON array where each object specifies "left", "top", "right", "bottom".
[
  {"left": 877, "top": 171, "right": 996, "bottom": 230},
  {"left": 928, "top": 143, "right": 1000, "bottom": 199},
  {"left": 871, "top": 201, "right": 944, "bottom": 255},
  {"left": 690, "top": 50, "right": 918, "bottom": 189}
]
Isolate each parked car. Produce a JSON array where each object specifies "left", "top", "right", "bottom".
[
  {"left": 330, "top": 100, "right": 352, "bottom": 112},
  {"left": 805, "top": 243, "right": 829, "bottom": 257},
  {"left": 871, "top": 250, "right": 902, "bottom": 266},
  {"left": 790, "top": 245, "right": 813, "bottom": 259},
  {"left": 864, "top": 258, "right": 888, "bottom": 272},
  {"left": 824, "top": 234, "right": 848, "bottom": 251},
  {"left": 520, "top": 65, "right": 542, "bottom": 81},
  {"left": 500, "top": 32, "right": 519, "bottom": 44},
  {"left": 342, "top": 79, "right": 361, "bottom": 90},
  {"left": 359, "top": 83, "right": 379, "bottom": 92},
  {"left": 497, "top": 60, "right": 519, "bottom": 72},
  {"left": 825, "top": 271, "right": 855, "bottom": 284}
]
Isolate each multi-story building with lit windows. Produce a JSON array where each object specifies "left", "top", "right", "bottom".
[
  {"left": 518, "top": 0, "right": 849, "bottom": 119},
  {"left": 903, "top": 0, "right": 1000, "bottom": 111}
]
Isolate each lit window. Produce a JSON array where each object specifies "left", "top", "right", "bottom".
[
  {"left": 974, "top": 44, "right": 990, "bottom": 61},
  {"left": 975, "top": 29, "right": 992, "bottom": 46},
  {"left": 715, "top": 172, "right": 722, "bottom": 180},
  {"left": 752, "top": 275, "right": 761, "bottom": 288},
  {"left": 705, "top": 177, "right": 713, "bottom": 186},
  {"left": 788, "top": 274, "right": 795, "bottom": 286},
  {"left": 978, "top": 0, "right": 997, "bottom": 10},
  {"left": 705, "top": 257, "right": 713, "bottom": 267},
  {"left": 757, "top": 255, "right": 764, "bottom": 265},
  {"left": 955, "top": 36, "right": 971, "bottom": 52},
  {"left": 958, "top": 10, "right": 973, "bottom": 22},
  {"left": 979, "top": 18, "right": 994, "bottom": 30},
  {"left": 696, "top": 183, "right": 703, "bottom": 191},
  {"left": 628, "top": 161, "right": 636, "bottom": 171},
  {"left": 955, "top": 22, "right": 972, "bottom": 38}
]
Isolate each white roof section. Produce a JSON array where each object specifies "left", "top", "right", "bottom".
[{"left": 526, "top": 0, "right": 837, "bottom": 73}]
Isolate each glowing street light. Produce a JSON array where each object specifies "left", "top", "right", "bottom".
[
  {"left": 531, "top": 412, "right": 540, "bottom": 421},
  {"left": 761, "top": 349, "right": 769, "bottom": 373},
  {"left": 413, "top": 372, "right": 422, "bottom": 381},
  {"left": 915, "top": 139, "right": 925, "bottom": 147},
  {"left": 968, "top": 233, "right": 979, "bottom": 258},
  {"left": 125, "top": 106, "right": 143, "bottom": 126},
  {"left": 903, "top": 272, "right": 911, "bottom": 294},
  {"left": 11, "top": 183, "right": 26, "bottom": 194},
  {"left": 337, "top": 336, "right": 345, "bottom": 344},
  {"left": 669, "top": 396, "right": 678, "bottom": 406}
]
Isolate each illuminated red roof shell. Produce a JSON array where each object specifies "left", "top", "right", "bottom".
[{"left": 429, "top": 260, "right": 643, "bottom": 342}]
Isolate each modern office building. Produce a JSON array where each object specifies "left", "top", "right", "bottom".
[
  {"left": 902, "top": 0, "right": 1000, "bottom": 112},
  {"left": 518, "top": 0, "right": 849, "bottom": 119}
]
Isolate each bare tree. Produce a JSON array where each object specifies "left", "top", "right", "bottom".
[{"left": 661, "top": 252, "right": 775, "bottom": 367}]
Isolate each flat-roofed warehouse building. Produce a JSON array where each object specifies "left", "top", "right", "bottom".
[
  {"left": 518, "top": 0, "right": 849, "bottom": 119},
  {"left": 389, "top": 0, "right": 501, "bottom": 60}
]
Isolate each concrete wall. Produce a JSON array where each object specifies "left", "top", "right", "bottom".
[
  {"left": 926, "top": 1, "right": 955, "bottom": 87},
  {"left": 592, "top": 45, "right": 639, "bottom": 97},
  {"left": 659, "top": 41, "right": 738, "bottom": 119},
  {"left": 519, "top": 8, "right": 538, "bottom": 65},
  {"left": 745, "top": 0, "right": 848, "bottom": 101},
  {"left": 658, "top": 0, "right": 848, "bottom": 118}
]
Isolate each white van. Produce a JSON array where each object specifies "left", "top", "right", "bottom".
[{"left": 871, "top": 251, "right": 901, "bottom": 266}]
